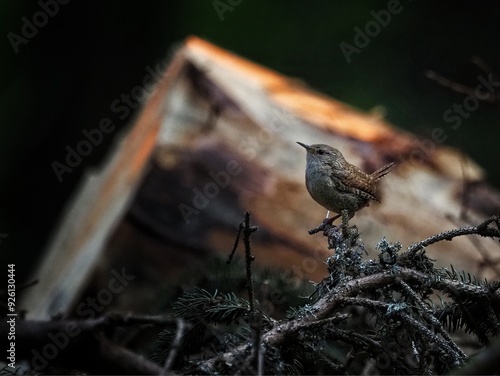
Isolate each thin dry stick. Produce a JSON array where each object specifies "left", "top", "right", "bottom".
[
  {"left": 425, "top": 69, "right": 497, "bottom": 103},
  {"left": 471, "top": 56, "right": 495, "bottom": 77},
  {"left": 406, "top": 215, "right": 500, "bottom": 255},
  {"left": 227, "top": 211, "right": 258, "bottom": 312},
  {"left": 227, "top": 211, "right": 261, "bottom": 374},
  {"left": 163, "top": 318, "right": 188, "bottom": 374},
  {"left": 98, "top": 334, "right": 165, "bottom": 375},
  {"left": 425, "top": 70, "right": 480, "bottom": 98},
  {"left": 242, "top": 211, "right": 258, "bottom": 312},
  {"left": 95, "top": 312, "right": 178, "bottom": 327},
  {"left": 227, "top": 222, "right": 244, "bottom": 264}
]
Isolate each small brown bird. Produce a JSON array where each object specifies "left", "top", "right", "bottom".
[{"left": 297, "top": 142, "right": 394, "bottom": 230}]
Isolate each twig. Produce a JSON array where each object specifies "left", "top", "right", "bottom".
[
  {"left": 98, "top": 334, "right": 165, "bottom": 375},
  {"left": 399, "top": 312, "right": 465, "bottom": 366},
  {"left": 163, "top": 318, "right": 188, "bottom": 374},
  {"left": 396, "top": 279, "right": 466, "bottom": 360},
  {"left": 425, "top": 69, "right": 497, "bottom": 103},
  {"left": 406, "top": 215, "right": 500, "bottom": 255},
  {"left": 471, "top": 56, "right": 495, "bottom": 77},
  {"left": 448, "top": 215, "right": 500, "bottom": 277},
  {"left": 243, "top": 211, "right": 258, "bottom": 312},
  {"left": 308, "top": 215, "right": 340, "bottom": 235},
  {"left": 227, "top": 223, "right": 244, "bottom": 264},
  {"left": 338, "top": 295, "right": 465, "bottom": 366},
  {"left": 328, "top": 326, "right": 385, "bottom": 353},
  {"left": 425, "top": 70, "right": 481, "bottom": 98},
  {"left": 95, "top": 312, "right": 178, "bottom": 327},
  {"left": 257, "top": 341, "right": 265, "bottom": 376},
  {"left": 226, "top": 211, "right": 261, "bottom": 373},
  {"left": 226, "top": 211, "right": 258, "bottom": 312},
  {"left": 1, "top": 313, "right": 177, "bottom": 374}
]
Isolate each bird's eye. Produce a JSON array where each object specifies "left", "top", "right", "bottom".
[{"left": 318, "top": 149, "right": 325, "bottom": 155}]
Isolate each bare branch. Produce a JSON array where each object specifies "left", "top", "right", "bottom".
[
  {"left": 406, "top": 215, "right": 500, "bottom": 255},
  {"left": 163, "top": 318, "right": 188, "bottom": 374},
  {"left": 98, "top": 334, "right": 165, "bottom": 375},
  {"left": 425, "top": 69, "right": 497, "bottom": 103}
]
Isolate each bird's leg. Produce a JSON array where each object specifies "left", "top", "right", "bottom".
[
  {"left": 326, "top": 212, "right": 341, "bottom": 226},
  {"left": 308, "top": 212, "right": 341, "bottom": 235}
]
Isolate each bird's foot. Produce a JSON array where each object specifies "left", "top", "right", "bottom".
[
  {"left": 308, "top": 217, "right": 334, "bottom": 235},
  {"left": 308, "top": 214, "right": 341, "bottom": 235}
]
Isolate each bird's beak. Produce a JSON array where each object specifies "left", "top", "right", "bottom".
[{"left": 296, "top": 142, "right": 310, "bottom": 150}]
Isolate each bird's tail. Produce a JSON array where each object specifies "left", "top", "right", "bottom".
[{"left": 371, "top": 162, "right": 395, "bottom": 181}]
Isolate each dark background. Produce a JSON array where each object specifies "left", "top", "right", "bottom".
[{"left": 1, "top": 1, "right": 499, "bottom": 282}]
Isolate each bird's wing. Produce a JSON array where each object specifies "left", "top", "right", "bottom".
[{"left": 330, "top": 164, "right": 378, "bottom": 201}]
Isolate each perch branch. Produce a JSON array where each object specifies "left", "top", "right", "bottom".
[{"left": 198, "top": 264, "right": 493, "bottom": 372}]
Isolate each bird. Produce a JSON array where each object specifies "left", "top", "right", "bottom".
[{"left": 297, "top": 142, "right": 394, "bottom": 233}]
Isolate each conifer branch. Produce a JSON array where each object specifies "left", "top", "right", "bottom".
[{"left": 192, "top": 216, "right": 500, "bottom": 374}]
